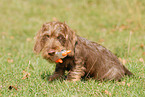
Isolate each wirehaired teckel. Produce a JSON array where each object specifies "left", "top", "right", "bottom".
[{"left": 33, "top": 21, "right": 133, "bottom": 81}]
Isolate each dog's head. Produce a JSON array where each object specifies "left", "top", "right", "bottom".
[{"left": 34, "top": 21, "right": 77, "bottom": 62}]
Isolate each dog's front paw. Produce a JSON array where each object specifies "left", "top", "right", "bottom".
[
  {"left": 47, "top": 75, "right": 57, "bottom": 81},
  {"left": 47, "top": 74, "right": 63, "bottom": 81}
]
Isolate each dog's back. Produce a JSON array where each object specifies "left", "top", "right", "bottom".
[{"left": 76, "top": 36, "right": 133, "bottom": 81}]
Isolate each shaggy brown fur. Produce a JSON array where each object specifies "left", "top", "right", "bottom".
[{"left": 34, "top": 21, "right": 133, "bottom": 81}]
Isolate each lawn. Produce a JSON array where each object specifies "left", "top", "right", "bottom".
[{"left": 0, "top": 0, "right": 145, "bottom": 96}]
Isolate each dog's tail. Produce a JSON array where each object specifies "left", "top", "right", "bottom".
[{"left": 123, "top": 65, "right": 134, "bottom": 76}]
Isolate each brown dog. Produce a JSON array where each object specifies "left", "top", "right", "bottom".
[{"left": 34, "top": 21, "right": 133, "bottom": 81}]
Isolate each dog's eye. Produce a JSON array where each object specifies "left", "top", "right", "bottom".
[
  {"left": 57, "top": 35, "right": 63, "bottom": 40},
  {"left": 57, "top": 35, "right": 66, "bottom": 45},
  {"left": 46, "top": 35, "right": 49, "bottom": 38},
  {"left": 42, "top": 35, "right": 49, "bottom": 41}
]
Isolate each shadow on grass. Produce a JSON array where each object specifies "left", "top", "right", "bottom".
[
  {"left": 40, "top": 71, "right": 66, "bottom": 82},
  {"left": 40, "top": 71, "right": 136, "bottom": 83},
  {"left": 41, "top": 71, "right": 50, "bottom": 80}
]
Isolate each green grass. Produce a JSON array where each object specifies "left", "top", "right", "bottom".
[{"left": 0, "top": 0, "right": 145, "bottom": 96}]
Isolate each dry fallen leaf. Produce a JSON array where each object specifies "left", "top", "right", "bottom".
[
  {"left": 127, "top": 83, "right": 130, "bottom": 86},
  {"left": 126, "top": 19, "right": 133, "bottom": 23},
  {"left": 140, "top": 44, "right": 144, "bottom": 49},
  {"left": 118, "top": 58, "right": 127, "bottom": 65},
  {"left": 26, "top": 38, "right": 31, "bottom": 42},
  {"left": 8, "top": 85, "right": 18, "bottom": 91},
  {"left": 52, "top": 17, "right": 58, "bottom": 21},
  {"left": 8, "top": 53, "right": 12, "bottom": 56},
  {"left": 139, "top": 58, "right": 144, "bottom": 63},
  {"left": 119, "top": 25, "right": 128, "bottom": 30},
  {"left": 118, "top": 81, "right": 125, "bottom": 86},
  {"left": 10, "top": 36, "right": 14, "bottom": 39},
  {"left": 113, "top": 24, "right": 129, "bottom": 32},
  {"left": 0, "top": 85, "right": 2, "bottom": 89},
  {"left": 104, "top": 90, "right": 111, "bottom": 96},
  {"left": 122, "top": 81, "right": 125, "bottom": 85},
  {"left": 118, "top": 58, "right": 122, "bottom": 61},
  {"left": 2, "top": 32, "right": 7, "bottom": 35},
  {"left": 43, "top": 90, "right": 47, "bottom": 94},
  {"left": 132, "top": 47, "right": 136, "bottom": 51},
  {"left": 98, "top": 83, "right": 102, "bottom": 85},
  {"left": 118, "top": 82, "right": 130, "bottom": 86},
  {"left": 101, "top": 28, "right": 107, "bottom": 32},
  {"left": 142, "top": 52, "right": 145, "bottom": 55},
  {"left": 98, "top": 39, "right": 104, "bottom": 43},
  {"left": 7, "top": 58, "right": 13, "bottom": 63},
  {"left": 122, "top": 59, "right": 127, "bottom": 65},
  {"left": 22, "top": 71, "right": 31, "bottom": 79}
]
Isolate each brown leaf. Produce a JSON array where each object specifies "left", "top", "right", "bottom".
[
  {"left": 26, "top": 38, "right": 32, "bottom": 42},
  {"left": 140, "top": 44, "right": 144, "bottom": 49},
  {"left": 142, "top": 52, "right": 145, "bottom": 55},
  {"left": 22, "top": 70, "right": 26, "bottom": 74},
  {"left": 52, "top": 17, "right": 58, "bottom": 21},
  {"left": 43, "top": 90, "right": 47, "bottom": 94},
  {"left": 111, "top": 28, "right": 116, "bottom": 32},
  {"left": 10, "top": 36, "right": 14, "bottom": 39},
  {"left": 120, "top": 25, "right": 128, "bottom": 30},
  {"left": 104, "top": 90, "right": 111, "bottom": 96},
  {"left": 7, "top": 58, "right": 13, "bottom": 63},
  {"left": 122, "top": 59, "right": 127, "bottom": 65},
  {"left": 127, "top": 83, "right": 130, "bottom": 86},
  {"left": 118, "top": 81, "right": 125, "bottom": 86},
  {"left": 122, "top": 81, "right": 125, "bottom": 85},
  {"left": 21, "top": 73, "right": 30, "bottom": 79},
  {"left": 8, "top": 53, "right": 12, "bottom": 56},
  {"left": 98, "top": 39, "right": 104, "bottom": 43},
  {"left": 2, "top": 32, "right": 7, "bottom": 35},
  {"left": 0, "top": 85, "right": 2, "bottom": 89},
  {"left": 139, "top": 58, "right": 144, "bottom": 63},
  {"left": 118, "top": 57, "right": 122, "bottom": 62},
  {"left": 126, "top": 19, "right": 133, "bottom": 23},
  {"left": 101, "top": 28, "right": 107, "bottom": 32},
  {"left": 22, "top": 71, "right": 31, "bottom": 79},
  {"left": 118, "top": 58, "right": 126, "bottom": 65},
  {"left": 132, "top": 47, "right": 136, "bottom": 51},
  {"left": 98, "top": 83, "right": 102, "bottom": 85},
  {"left": 113, "top": 24, "right": 129, "bottom": 32},
  {"left": 8, "top": 85, "right": 18, "bottom": 91}
]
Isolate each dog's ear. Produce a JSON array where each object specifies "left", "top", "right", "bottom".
[
  {"left": 33, "top": 25, "right": 45, "bottom": 54},
  {"left": 64, "top": 23, "right": 77, "bottom": 56}
]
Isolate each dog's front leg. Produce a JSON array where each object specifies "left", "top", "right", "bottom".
[
  {"left": 67, "top": 58, "right": 86, "bottom": 81},
  {"left": 48, "top": 63, "right": 65, "bottom": 81}
]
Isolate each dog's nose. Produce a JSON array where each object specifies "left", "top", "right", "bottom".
[{"left": 48, "top": 49, "right": 55, "bottom": 56}]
